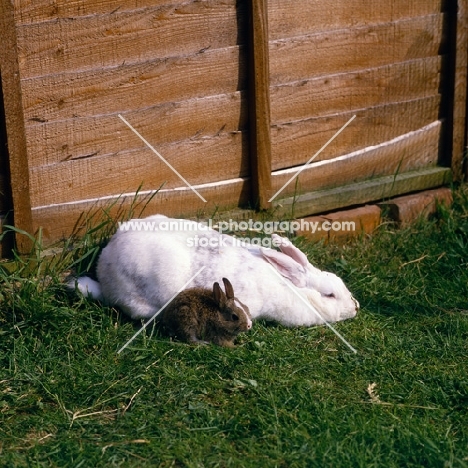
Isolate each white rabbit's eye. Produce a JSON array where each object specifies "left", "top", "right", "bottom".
[{"left": 323, "top": 292, "right": 335, "bottom": 298}]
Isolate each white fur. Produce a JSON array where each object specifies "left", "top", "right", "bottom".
[
  {"left": 76, "top": 215, "right": 359, "bottom": 327},
  {"left": 71, "top": 276, "right": 103, "bottom": 301}
]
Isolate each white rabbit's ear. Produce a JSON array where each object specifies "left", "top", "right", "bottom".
[
  {"left": 271, "top": 234, "right": 309, "bottom": 268},
  {"left": 260, "top": 248, "right": 307, "bottom": 287}
]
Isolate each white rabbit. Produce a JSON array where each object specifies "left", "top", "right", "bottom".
[{"left": 73, "top": 214, "right": 359, "bottom": 327}]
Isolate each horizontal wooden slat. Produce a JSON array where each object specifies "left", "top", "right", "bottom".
[
  {"left": 270, "top": 120, "right": 441, "bottom": 200},
  {"left": 269, "top": 14, "right": 444, "bottom": 85},
  {"left": 268, "top": 0, "right": 443, "bottom": 40},
  {"left": 29, "top": 130, "right": 249, "bottom": 207},
  {"left": 31, "top": 176, "right": 250, "bottom": 243},
  {"left": 25, "top": 92, "right": 247, "bottom": 168},
  {"left": 271, "top": 96, "right": 441, "bottom": 169},
  {"left": 22, "top": 45, "right": 246, "bottom": 122},
  {"left": 16, "top": 0, "right": 245, "bottom": 79},
  {"left": 30, "top": 97, "right": 440, "bottom": 209},
  {"left": 270, "top": 57, "right": 441, "bottom": 124},
  {"left": 14, "top": 0, "right": 191, "bottom": 24},
  {"left": 274, "top": 167, "right": 452, "bottom": 219}
]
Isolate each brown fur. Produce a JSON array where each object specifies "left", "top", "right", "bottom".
[{"left": 158, "top": 278, "right": 252, "bottom": 347}]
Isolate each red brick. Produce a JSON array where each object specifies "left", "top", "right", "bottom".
[
  {"left": 292, "top": 188, "right": 451, "bottom": 243},
  {"left": 379, "top": 187, "right": 452, "bottom": 225},
  {"left": 294, "top": 215, "right": 329, "bottom": 242},
  {"left": 325, "top": 205, "right": 382, "bottom": 242},
  {"left": 294, "top": 205, "right": 382, "bottom": 243}
]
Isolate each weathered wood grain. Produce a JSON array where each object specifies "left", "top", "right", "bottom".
[
  {"left": 26, "top": 94, "right": 441, "bottom": 203},
  {"left": 273, "top": 167, "right": 452, "bottom": 219},
  {"left": 25, "top": 92, "right": 247, "bottom": 167},
  {"left": 21, "top": 45, "right": 247, "bottom": 122},
  {"left": 247, "top": 0, "right": 272, "bottom": 209},
  {"left": 270, "top": 57, "right": 441, "bottom": 124},
  {"left": 0, "top": 0, "right": 34, "bottom": 251},
  {"left": 271, "top": 96, "right": 441, "bottom": 170},
  {"left": 25, "top": 55, "right": 440, "bottom": 168},
  {"left": 25, "top": 96, "right": 440, "bottom": 206},
  {"left": 29, "top": 130, "right": 249, "bottom": 207},
  {"left": 449, "top": 0, "right": 468, "bottom": 179},
  {"left": 1, "top": 0, "right": 454, "bottom": 252},
  {"left": 270, "top": 120, "right": 441, "bottom": 199},
  {"left": 16, "top": 0, "right": 245, "bottom": 79},
  {"left": 268, "top": 0, "right": 443, "bottom": 40},
  {"left": 32, "top": 117, "right": 439, "bottom": 210},
  {"left": 32, "top": 166, "right": 452, "bottom": 244},
  {"left": 20, "top": 15, "right": 443, "bottom": 123},
  {"left": 269, "top": 14, "right": 444, "bottom": 85},
  {"left": 31, "top": 175, "right": 250, "bottom": 243},
  {"left": 14, "top": 0, "right": 442, "bottom": 30},
  {"left": 14, "top": 0, "right": 241, "bottom": 24},
  {"left": 27, "top": 95, "right": 441, "bottom": 207}
]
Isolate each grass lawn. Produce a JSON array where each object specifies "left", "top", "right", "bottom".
[{"left": 0, "top": 186, "right": 467, "bottom": 467}]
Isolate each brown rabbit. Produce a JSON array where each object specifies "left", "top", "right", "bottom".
[{"left": 158, "top": 278, "right": 252, "bottom": 347}]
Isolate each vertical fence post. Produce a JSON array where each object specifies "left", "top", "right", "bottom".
[
  {"left": 454, "top": 0, "right": 468, "bottom": 180},
  {"left": 0, "top": 0, "right": 34, "bottom": 253},
  {"left": 247, "top": 0, "right": 272, "bottom": 210},
  {"left": 445, "top": 0, "right": 468, "bottom": 180}
]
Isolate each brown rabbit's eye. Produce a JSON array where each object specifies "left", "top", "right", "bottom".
[{"left": 231, "top": 313, "right": 239, "bottom": 321}]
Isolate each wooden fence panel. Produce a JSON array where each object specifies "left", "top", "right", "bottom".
[
  {"left": 1, "top": 0, "right": 464, "bottom": 250},
  {"left": 12, "top": 0, "right": 250, "bottom": 228},
  {"left": 22, "top": 47, "right": 246, "bottom": 124},
  {"left": 266, "top": 1, "right": 448, "bottom": 204}
]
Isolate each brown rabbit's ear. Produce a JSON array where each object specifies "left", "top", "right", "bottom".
[
  {"left": 222, "top": 278, "right": 235, "bottom": 299},
  {"left": 213, "top": 281, "right": 225, "bottom": 304}
]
